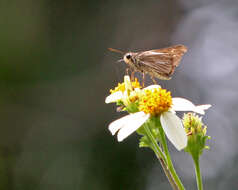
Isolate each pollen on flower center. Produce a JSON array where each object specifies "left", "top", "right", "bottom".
[
  {"left": 139, "top": 88, "right": 172, "bottom": 115},
  {"left": 110, "top": 78, "right": 141, "bottom": 94}
]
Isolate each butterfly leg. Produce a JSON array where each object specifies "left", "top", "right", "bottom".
[
  {"left": 150, "top": 76, "right": 157, "bottom": 84},
  {"left": 131, "top": 70, "right": 135, "bottom": 81},
  {"left": 142, "top": 72, "right": 145, "bottom": 87},
  {"left": 126, "top": 68, "right": 129, "bottom": 75}
]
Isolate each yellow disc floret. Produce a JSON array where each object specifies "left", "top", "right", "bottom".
[
  {"left": 131, "top": 78, "right": 141, "bottom": 89},
  {"left": 110, "top": 78, "right": 141, "bottom": 94},
  {"left": 110, "top": 82, "right": 125, "bottom": 94},
  {"left": 139, "top": 88, "right": 172, "bottom": 115}
]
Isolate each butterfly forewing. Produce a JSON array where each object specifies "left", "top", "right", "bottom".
[{"left": 135, "top": 45, "right": 187, "bottom": 79}]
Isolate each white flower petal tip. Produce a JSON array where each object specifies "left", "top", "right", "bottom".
[
  {"left": 124, "top": 75, "right": 131, "bottom": 90},
  {"left": 144, "top": 85, "right": 161, "bottom": 90},
  {"left": 195, "top": 104, "right": 212, "bottom": 114},
  {"left": 117, "top": 112, "right": 150, "bottom": 142},
  {"left": 124, "top": 75, "right": 130, "bottom": 81},
  {"left": 160, "top": 112, "right": 187, "bottom": 151},
  {"left": 172, "top": 98, "right": 211, "bottom": 115},
  {"left": 108, "top": 114, "right": 133, "bottom": 135},
  {"left": 105, "top": 91, "right": 123, "bottom": 104}
]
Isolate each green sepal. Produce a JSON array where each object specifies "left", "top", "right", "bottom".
[
  {"left": 124, "top": 101, "right": 139, "bottom": 113},
  {"left": 184, "top": 133, "right": 210, "bottom": 159},
  {"left": 137, "top": 116, "right": 163, "bottom": 150},
  {"left": 148, "top": 116, "right": 163, "bottom": 142},
  {"left": 139, "top": 136, "right": 151, "bottom": 148},
  {"left": 116, "top": 100, "right": 123, "bottom": 106},
  {"left": 137, "top": 123, "right": 147, "bottom": 135}
]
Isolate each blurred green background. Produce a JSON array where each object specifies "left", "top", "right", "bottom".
[{"left": 0, "top": 0, "right": 238, "bottom": 189}]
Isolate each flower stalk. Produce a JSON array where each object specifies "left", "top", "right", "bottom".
[
  {"left": 193, "top": 156, "right": 203, "bottom": 190},
  {"left": 143, "top": 123, "right": 179, "bottom": 190},
  {"left": 149, "top": 117, "right": 185, "bottom": 190},
  {"left": 158, "top": 124, "right": 185, "bottom": 190}
]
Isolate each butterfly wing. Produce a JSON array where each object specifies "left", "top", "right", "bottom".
[
  {"left": 135, "top": 45, "right": 187, "bottom": 79},
  {"left": 149, "top": 45, "right": 187, "bottom": 67}
]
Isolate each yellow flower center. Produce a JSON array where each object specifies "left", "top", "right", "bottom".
[
  {"left": 139, "top": 88, "right": 172, "bottom": 115},
  {"left": 110, "top": 78, "right": 141, "bottom": 94}
]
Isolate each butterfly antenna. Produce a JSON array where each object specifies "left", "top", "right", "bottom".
[{"left": 108, "top": 48, "right": 124, "bottom": 54}]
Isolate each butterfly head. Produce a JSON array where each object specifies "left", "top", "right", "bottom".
[{"left": 123, "top": 53, "right": 133, "bottom": 64}]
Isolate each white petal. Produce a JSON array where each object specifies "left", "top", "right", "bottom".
[
  {"left": 124, "top": 75, "right": 132, "bottom": 91},
  {"left": 143, "top": 85, "right": 161, "bottom": 90},
  {"left": 172, "top": 97, "right": 211, "bottom": 115},
  {"left": 124, "top": 75, "right": 130, "bottom": 82},
  {"left": 108, "top": 114, "right": 133, "bottom": 135},
  {"left": 117, "top": 112, "right": 150, "bottom": 142},
  {"left": 196, "top": 104, "right": 212, "bottom": 114},
  {"left": 105, "top": 91, "right": 123, "bottom": 103},
  {"left": 160, "top": 112, "right": 187, "bottom": 151},
  {"left": 134, "top": 88, "right": 141, "bottom": 92},
  {"left": 172, "top": 97, "right": 195, "bottom": 111}
]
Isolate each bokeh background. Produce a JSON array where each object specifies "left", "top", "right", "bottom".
[{"left": 0, "top": 0, "right": 238, "bottom": 189}]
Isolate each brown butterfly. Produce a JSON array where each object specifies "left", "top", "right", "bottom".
[{"left": 109, "top": 45, "right": 187, "bottom": 84}]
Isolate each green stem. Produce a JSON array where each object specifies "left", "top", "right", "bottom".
[
  {"left": 193, "top": 156, "right": 203, "bottom": 190},
  {"left": 144, "top": 124, "right": 179, "bottom": 190},
  {"left": 144, "top": 124, "right": 166, "bottom": 161},
  {"left": 159, "top": 126, "right": 185, "bottom": 190}
]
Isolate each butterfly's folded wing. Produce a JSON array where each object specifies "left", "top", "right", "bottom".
[
  {"left": 136, "top": 45, "right": 187, "bottom": 79},
  {"left": 139, "top": 54, "right": 172, "bottom": 73},
  {"left": 149, "top": 45, "right": 187, "bottom": 54}
]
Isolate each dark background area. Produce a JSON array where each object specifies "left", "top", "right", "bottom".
[{"left": 0, "top": 0, "right": 238, "bottom": 189}]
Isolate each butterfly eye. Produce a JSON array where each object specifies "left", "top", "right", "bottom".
[{"left": 126, "top": 54, "right": 131, "bottom": 59}]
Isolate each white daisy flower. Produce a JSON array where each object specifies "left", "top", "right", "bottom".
[{"left": 106, "top": 84, "right": 211, "bottom": 151}]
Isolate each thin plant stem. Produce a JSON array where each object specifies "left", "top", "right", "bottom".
[
  {"left": 193, "top": 156, "right": 203, "bottom": 190},
  {"left": 144, "top": 124, "right": 179, "bottom": 190},
  {"left": 144, "top": 124, "right": 166, "bottom": 161},
  {"left": 158, "top": 157, "right": 179, "bottom": 190},
  {"left": 159, "top": 126, "right": 185, "bottom": 190}
]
